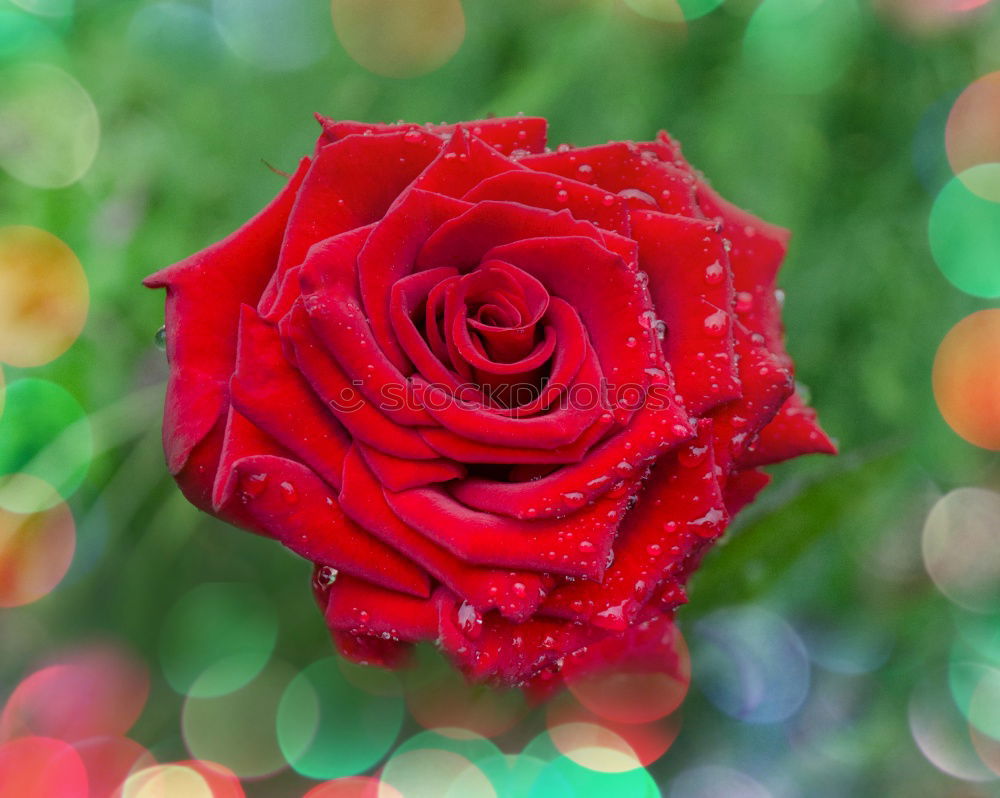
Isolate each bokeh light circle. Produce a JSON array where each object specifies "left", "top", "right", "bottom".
[
  {"left": 968, "top": 667, "right": 1000, "bottom": 741},
  {"left": 742, "top": 0, "right": 861, "bottom": 95},
  {"left": 380, "top": 749, "right": 494, "bottom": 798},
  {"left": 212, "top": 0, "right": 330, "bottom": 72},
  {"left": 0, "top": 643, "right": 149, "bottom": 742},
  {"left": 159, "top": 582, "right": 277, "bottom": 698},
  {"left": 668, "top": 765, "right": 773, "bottom": 798},
  {"left": 0, "top": 10, "right": 62, "bottom": 63},
  {"left": 10, "top": 0, "right": 74, "bottom": 17},
  {"left": 0, "top": 62, "right": 98, "bottom": 188},
  {"left": 566, "top": 621, "right": 690, "bottom": 724},
  {"left": 908, "top": 676, "right": 995, "bottom": 782},
  {"left": 953, "top": 606, "right": 1000, "bottom": 665},
  {"left": 929, "top": 171, "right": 1000, "bottom": 297},
  {"left": 545, "top": 690, "right": 681, "bottom": 768},
  {"left": 181, "top": 661, "right": 292, "bottom": 779},
  {"left": 546, "top": 722, "right": 644, "bottom": 774},
  {"left": 403, "top": 650, "right": 526, "bottom": 739},
  {"left": 0, "top": 736, "right": 88, "bottom": 798},
  {"left": 0, "top": 378, "right": 92, "bottom": 511},
  {"left": 0, "top": 226, "right": 88, "bottom": 367},
  {"left": 622, "top": 0, "right": 686, "bottom": 23},
  {"left": 173, "top": 760, "right": 245, "bottom": 798},
  {"left": 387, "top": 728, "right": 502, "bottom": 796},
  {"left": 875, "top": 0, "right": 996, "bottom": 35},
  {"left": 127, "top": 3, "right": 223, "bottom": 68},
  {"left": 524, "top": 730, "right": 659, "bottom": 798},
  {"left": 277, "top": 657, "right": 403, "bottom": 780},
  {"left": 932, "top": 311, "right": 1000, "bottom": 449},
  {"left": 922, "top": 487, "right": 1000, "bottom": 611},
  {"left": 73, "top": 736, "right": 156, "bottom": 798},
  {"left": 0, "top": 483, "right": 74, "bottom": 607},
  {"left": 971, "top": 725, "right": 1000, "bottom": 778},
  {"left": 693, "top": 605, "right": 811, "bottom": 724},
  {"left": 305, "top": 777, "right": 400, "bottom": 798},
  {"left": 946, "top": 72, "right": 1000, "bottom": 192},
  {"left": 330, "top": 0, "right": 466, "bottom": 78},
  {"left": 120, "top": 764, "right": 213, "bottom": 798}
]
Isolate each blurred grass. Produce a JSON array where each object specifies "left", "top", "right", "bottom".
[{"left": 1, "top": 0, "right": 999, "bottom": 795}]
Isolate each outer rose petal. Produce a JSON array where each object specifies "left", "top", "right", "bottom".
[
  {"left": 322, "top": 574, "right": 439, "bottom": 641},
  {"left": 436, "top": 588, "right": 611, "bottom": 684},
  {"left": 520, "top": 142, "right": 700, "bottom": 217},
  {"left": 216, "top": 447, "right": 430, "bottom": 598},
  {"left": 631, "top": 210, "right": 740, "bottom": 415},
  {"left": 258, "top": 131, "right": 443, "bottom": 318},
  {"left": 143, "top": 158, "right": 310, "bottom": 479},
  {"left": 543, "top": 421, "right": 726, "bottom": 629},
  {"left": 315, "top": 115, "right": 548, "bottom": 156},
  {"left": 723, "top": 469, "right": 772, "bottom": 516},
  {"left": 739, "top": 391, "right": 838, "bottom": 467},
  {"left": 412, "top": 128, "right": 525, "bottom": 198}
]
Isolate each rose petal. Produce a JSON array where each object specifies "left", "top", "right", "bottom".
[
  {"left": 543, "top": 421, "right": 725, "bottom": 628},
  {"left": 738, "top": 391, "right": 837, "bottom": 467},
  {"left": 484, "top": 235, "right": 664, "bottom": 402},
  {"left": 521, "top": 142, "right": 700, "bottom": 217},
  {"left": 143, "top": 157, "right": 310, "bottom": 474},
  {"left": 358, "top": 189, "right": 471, "bottom": 371},
  {"left": 411, "top": 346, "right": 606, "bottom": 450},
  {"left": 412, "top": 127, "right": 524, "bottom": 198},
  {"left": 723, "top": 468, "right": 772, "bottom": 516},
  {"left": 323, "top": 574, "right": 438, "bottom": 640},
  {"left": 451, "top": 372, "right": 693, "bottom": 519},
  {"left": 416, "top": 200, "right": 605, "bottom": 272},
  {"left": 280, "top": 302, "right": 440, "bottom": 460},
  {"left": 300, "top": 232, "right": 433, "bottom": 427},
  {"left": 341, "top": 447, "right": 546, "bottom": 620},
  {"left": 217, "top": 450, "right": 430, "bottom": 597},
  {"left": 417, "top": 409, "right": 615, "bottom": 465},
  {"left": 631, "top": 210, "right": 740, "bottom": 415},
  {"left": 316, "top": 115, "right": 548, "bottom": 156},
  {"left": 436, "top": 588, "right": 611, "bottom": 684},
  {"left": 231, "top": 305, "right": 349, "bottom": 490},
  {"left": 356, "top": 443, "right": 464, "bottom": 491},
  {"left": 384, "top": 482, "right": 633, "bottom": 580},
  {"left": 463, "top": 170, "right": 631, "bottom": 235},
  {"left": 711, "top": 324, "right": 795, "bottom": 472}
]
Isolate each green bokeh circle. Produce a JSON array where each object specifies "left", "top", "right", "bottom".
[
  {"left": 159, "top": 581, "right": 278, "bottom": 698},
  {"left": 522, "top": 728, "right": 658, "bottom": 797},
  {"left": 0, "top": 378, "right": 91, "bottom": 511},
  {"left": 743, "top": 0, "right": 860, "bottom": 95},
  {"left": 277, "top": 656, "right": 404, "bottom": 779},
  {"left": 928, "top": 167, "right": 1000, "bottom": 298}
]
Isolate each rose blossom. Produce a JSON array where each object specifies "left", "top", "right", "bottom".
[{"left": 145, "top": 115, "right": 834, "bottom": 689}]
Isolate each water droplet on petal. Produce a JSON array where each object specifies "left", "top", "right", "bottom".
[
  {"left": 617, "top": 188, "right": 658, "bottom": 207},
  {"left": 703, "top": 309, "right": 729, "bottom": 337},
  {"left": 704, "top": 260, "right": 724, "bottom": 284},
  {"left": 456, "top": 600, "right": 483, "bottom": 640}
]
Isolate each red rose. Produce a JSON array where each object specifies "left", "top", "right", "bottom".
[{"left": 145, "top": 116, "right": 834, "bottom": 689}]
